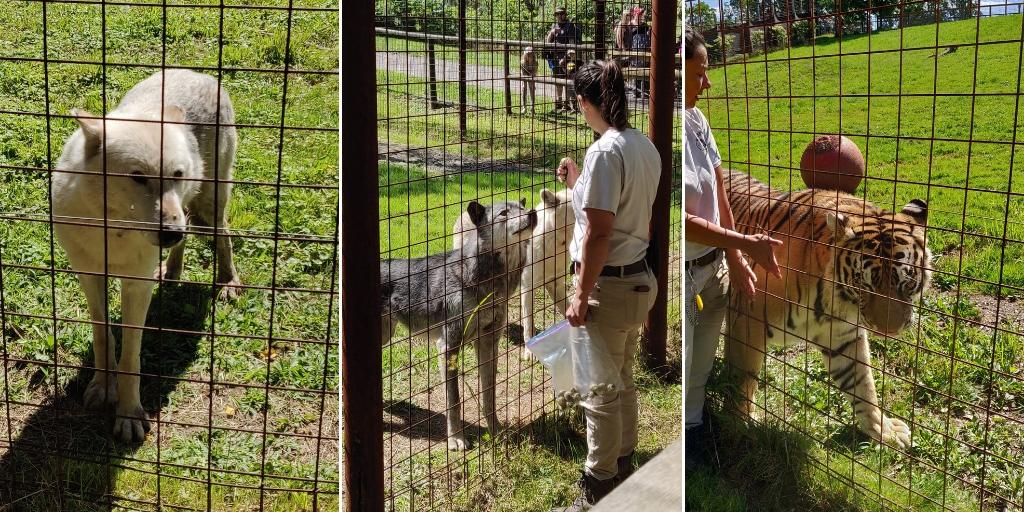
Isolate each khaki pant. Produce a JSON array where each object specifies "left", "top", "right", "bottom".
[
  {"left": 572, "top": 268, "right": 658, "bottom": 480},
  {"left": 684, "top": 253, "right": 730, "bottom": 428}
]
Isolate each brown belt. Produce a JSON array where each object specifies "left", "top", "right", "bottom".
[
  {"left": 685, "top": 249, "right": 721, "bottom": 270},
  {"left": 571, "top": 259, "right": 648, "bottom": 278}
]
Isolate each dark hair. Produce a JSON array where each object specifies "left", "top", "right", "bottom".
[
  {"left": 685, "top": 27, "right": 705, "bottom": 60},
  {"left": 573, "top": 60, "right": 629, "bottom": 130}
]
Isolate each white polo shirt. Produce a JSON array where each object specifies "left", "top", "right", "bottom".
[
  {"left": 684, "top": 107, "right": 721, "bottom": 261},
  {"left": 569, "top": 127, "right": 661, "bottom": 266}
]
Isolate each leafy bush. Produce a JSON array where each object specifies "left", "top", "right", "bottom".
[
  {"left": 375, "top": 0, "right": 458, "bottom": 36},
  {"left": 790, "top": 19, "right": 813, "bottom": 46}
]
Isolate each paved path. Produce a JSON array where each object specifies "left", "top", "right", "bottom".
[
  {"left": 376, "top": 50, "right": 562, "bottom": 100},
  {"left": 375, "top": 50, "right": 672, "bottom": 111}
]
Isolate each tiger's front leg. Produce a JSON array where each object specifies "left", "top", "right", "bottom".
[{"left": 817, "top": 324, "right": 911, "bottom": 449}]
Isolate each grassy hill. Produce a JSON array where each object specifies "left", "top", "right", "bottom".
[
  {"left": 691, "top": 15, "right": 1024, "bottom": 512},
  {"left": 701, "top": 14, "right": 1024, "bottom": 295}
]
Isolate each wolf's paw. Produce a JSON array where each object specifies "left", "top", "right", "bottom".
[
  {"left": 447, "top": 435, "right": 469, "bottom": 451},
  {"left": 875, "top": 416, "right": 911, "bottom": 449},
  {"left": 218, "top": 278, "right": 243, "bottom": 301},
  {"left": 83, "top": 374, "right": 118, "bottom": 410},
  {"left": 520, "top": 346, "right": 535, "bottom": 361},
  {"left": 113, "top": 402, "right": 151, "bottom": 443}
]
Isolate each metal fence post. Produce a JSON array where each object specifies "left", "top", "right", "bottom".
[
  {"left": 643, "top": 0, "right": 678, "bottom": 370},
  {"left": 427, "top": 39, "right": 440, "bottom": 109},
  {"left": 341, "top": 2, "right": 383, "bottom": 511},
  {"left": 595, "top": 0, "right": 607, "bottom": 61},
  {"left": 458, "top": 0, "right": 467, "bottom": 140},
  {"left": 504, "top": 43, "right": 512, "bottom": 115}
]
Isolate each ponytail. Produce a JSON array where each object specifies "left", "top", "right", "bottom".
[{"left": 573, "top": 60, "right": 629, "bottom": 130}]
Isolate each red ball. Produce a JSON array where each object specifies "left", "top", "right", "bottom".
[{"left": 799, "top": 135, "right": 865, "bottom": 193}]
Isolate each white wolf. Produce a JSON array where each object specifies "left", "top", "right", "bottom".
[{"left": 52, "top": 69, "right": 241, "bottom": 442}]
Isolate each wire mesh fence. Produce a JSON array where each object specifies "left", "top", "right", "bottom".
[
  {"left": 686, "top": 0, "right": 1024, "bottom": 509},
  {"left": 371, "top": 0, "right": 682, "bottom": 509},
  {"left": 0, "top": 1, "right": 339, "bottom": 510}
]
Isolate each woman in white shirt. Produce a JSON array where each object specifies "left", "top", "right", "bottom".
[
  {"left": 554, "top": 59, "right": 660, "bottom": 511},
  {"left": 683, "top": 27, "right": 782, "bottom": 463}
]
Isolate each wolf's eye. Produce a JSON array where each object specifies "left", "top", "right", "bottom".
[
  {"left": 173, "top": 169, "right": 183, "bottom": 178},
  {"left": 498, "top": 209, "right": 508, "bottom": 217},
  {"left": 130, "top": 171, "right": 147, "bottom": 184}
]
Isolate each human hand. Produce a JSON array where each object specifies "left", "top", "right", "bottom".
[
  {"left": 726, "top": 249, "right": 757, "bottom": 297},
  {"left": 565, "top": 292, "right": 589, "bottom": 326},
  {"left": 557, "top": 157, "right": 579, "bottom": 188},
  {"left": 743, "top": 233, "right": 784, "bottom": 279}
]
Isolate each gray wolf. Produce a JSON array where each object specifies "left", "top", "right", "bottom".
[
  {"left": 382, "top": 200, "right": 537, "bottom": 450},
  {"left": 723, "top": 169, "right": 930, "bottom": 448},
  {"left": 52, "top": 69, "right": 241, "bottom": 442}
]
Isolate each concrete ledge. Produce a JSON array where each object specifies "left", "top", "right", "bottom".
[{"left": 592, "top": 438, "right": 682, "bottom": 511}]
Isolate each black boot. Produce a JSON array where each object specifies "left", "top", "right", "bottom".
[
  {"left": 613, "top": 452, "right": 634, "bottom": 486},
  {"left": 553, "top": 471, "right": 615, "bottom": 512}
]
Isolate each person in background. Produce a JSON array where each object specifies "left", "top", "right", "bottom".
[
  {"left": 560, "top": 49, "right": 582, "bottom": 113},
  {"left": 629, "top": 8, "right": 652, "bottom": 99},
  {"left": 613, "top": 7, "right": 633, "bottom": 51},
  {"left": 545, "top": 6, "right": 582, "bottom": 112}
]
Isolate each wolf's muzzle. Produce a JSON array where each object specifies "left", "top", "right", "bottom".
[{"left": 158, "top": 228, "right": 185, "bottom": 247}]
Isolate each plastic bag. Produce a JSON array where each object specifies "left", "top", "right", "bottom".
[
  {"left": 526, "top": 319, "right": 624, "bottom": 411},
  {"left": 525, "top": 320, "right": 574, "bottom": 396},
  {"left": 569, "top": 323, "right": 624, "bottom": 402}
]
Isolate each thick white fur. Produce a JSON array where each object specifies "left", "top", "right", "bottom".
[
  {"left": 518, "top": 188, "right": 574, "bottom": 358},
  {"left": 52, "top": 69, "right": 240, "bottom": 442}
]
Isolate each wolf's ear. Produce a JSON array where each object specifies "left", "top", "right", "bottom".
[
  {"left": 163, "top": 105, "right": 185, "bottom": 123},
  {"left": 520, "top": 197, "right": 527, "bottom": 207},
  {"left": 467, "top": 201, "right": 487, "bottom": 226},
  {"left": 901, "top": 199, "right": 928, "bottom": 225},
  {"left": 540, "top": 188, "right": 560, "bottom": 208},
  {"left": 72, "top": 109, "right": 103, "bottom": 157},
  {"left": 825, "top": 211, "right": 854, "bottom": 243}
]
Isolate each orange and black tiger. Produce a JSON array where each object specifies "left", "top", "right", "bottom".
[{"left": 723, "top": 170, "right": 931, "bottom": 448}]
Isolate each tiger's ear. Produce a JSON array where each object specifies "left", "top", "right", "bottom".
[
  {"left": 826, "top": 212, "right": 854, "bottom": 243},
  {"left": 901, "top": 199, "right": 928, "bottom": 225}
]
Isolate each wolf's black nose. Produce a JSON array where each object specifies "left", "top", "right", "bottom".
[
  {"left": 528, "top": 209, "right": 538, "bottom": 226},
  {"left": 158, "top": 229, "right": 184, "bottom": 247}
]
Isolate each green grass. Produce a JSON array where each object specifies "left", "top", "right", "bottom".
[
  {"left": 702, "top": 14, "right": 1024, "bottom": 295},
  {"left": 0, "top": 1, "right": 338, "bottom": 510},
  {"left": 691, "top": 16, "right": 1024, "bottom": 512}
]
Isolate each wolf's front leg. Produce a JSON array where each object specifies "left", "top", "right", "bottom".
[
  {"left": 819, "top": 328, "right": 911, "bottom": 449},
  {"left": 438, "top": 325, "right": 467, "bottom": 451},
  {"left": 79, "top": 274, "right": 118, "bottom": 409},
  {"left": 114, "top": 278, "right": 155, "bottom": 442},
  {"left": 475, "top": 322, "right": 501, "bottom": 436}
]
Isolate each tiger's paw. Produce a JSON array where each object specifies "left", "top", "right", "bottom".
[{"left": 871, "top": 415, "right": 911, "bottom": 449}]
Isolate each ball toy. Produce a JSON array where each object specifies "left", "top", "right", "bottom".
[{"left": 799, "top": 135, "right": 865, "bottom": 193}]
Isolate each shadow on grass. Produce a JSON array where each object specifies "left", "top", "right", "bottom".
[
  {"left": 0, "top": 282, "right": 211, "bottom": 510},
  {"left": 686, "top": 408, "right": 863, "bottom": 512}
]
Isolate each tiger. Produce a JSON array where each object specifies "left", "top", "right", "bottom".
[{"left": 722, "top": 169, "right": 932, "bottom": 449}]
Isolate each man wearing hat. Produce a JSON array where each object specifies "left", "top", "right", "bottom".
[{"left": 545, "top": 6, "right": 583, "bottom": 112}]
